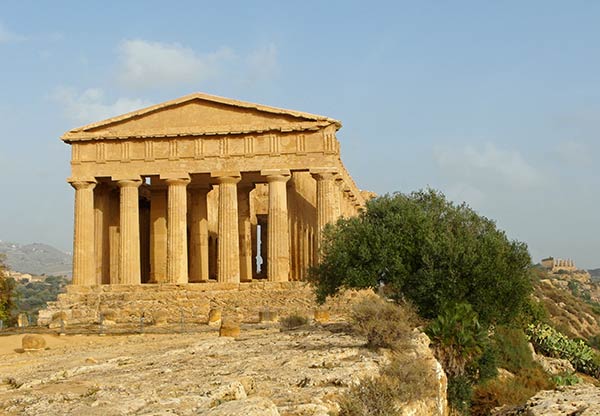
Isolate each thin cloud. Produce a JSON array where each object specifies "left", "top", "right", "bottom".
[
  {"left": 117, "top": 39, "right": 234, "bottom": 89},
  {"left": 245, "top": 43, "right": 279, "bottom": 84},
  {"left": 554, "top": 140, "right": 592, "bottom": 166},
  {"left": 51, "top": 87, "right": 151, "bottom": 125},
  {"left": 433, "top": 142, "right": 542, "bottom": 190},
  {"left": 0, "top": 23, "right": 25, "bottom": 44}
]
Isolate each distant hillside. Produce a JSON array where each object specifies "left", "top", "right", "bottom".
[
  {"left": 590, "top": 268, "right": 600, "bottom": 282},
  {"left": 0, "top": 241, "right": 72, "bottom": 276}
]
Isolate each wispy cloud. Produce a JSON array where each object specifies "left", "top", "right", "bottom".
[
  {"left": 433, "top": 142, "right": 542, "bottom": 190},
  {"left": 0, "top": 22, "right": 25, "bottom": 44},
  {"left": 117, "top": 39, "right": 235, "bottom": 89},
  {"left": 51, "top": 87, "right": 151, "bottom": 125},
  {"left": 244, "top": 43, "right": 279, "bottom": 84}
]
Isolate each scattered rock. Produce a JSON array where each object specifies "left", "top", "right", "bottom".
[
  {"left": 208, "top": 309, "right": 222, "bottom": 326},
  {"left": 21, "top": 335, "right": 46, "bottom": 351},
  {"left": 85, "top": 357, "right": 98, "bottom": 364},
  {"left": 259, "top": 309, "right": 278, "bottom": 323},
  {"left": 204, "top": 396, "right": 279, "bottom": 416},
  {"left": 313, "top": 310, "right": 330, "bottom": 324},
  {"left": 219, "top": 321, "right": 240, "bottom": 338},
  {"left": 208, "top": 381, "right": 247, "bottom": 406}
]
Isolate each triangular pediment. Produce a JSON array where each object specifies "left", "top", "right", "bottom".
[{"left": 61, "top": 93, "right": 341, "bottom": 142}]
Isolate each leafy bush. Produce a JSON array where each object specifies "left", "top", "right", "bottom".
[
  {"left": 309, "top": 189, "right": 533, "bottom": 328},
  {"left": 492, "top": 326, "right": 537, "bottom": 374},
  {"left": 279, "top": 314, "right": 309, "bottom": 330},
  {"left": 349, "top": 296, "right": 419, "bottom": 349},
  {"left": 471, "top": 367, "right": 554, "bottom": 416},
  {"left": 552, "top": 372, "right": 580, "bottom": 386},
  {"left": 447, "top": 375, "right": 473, "bottom": 415},
  {"left": 426, "top": 302, "right": 485, "bottom": 378},
  {"left": 526, "top": 323, "right": 600, "bottom": 378}
]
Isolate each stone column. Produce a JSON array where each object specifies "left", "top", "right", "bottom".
[
  {"left": 94, "top": 184, "right": 110, "bottom": 284},
  {"left": 149, "top": 188, "right": 167, "bottom": 283},
  {"left": 117, "top": 179, "right": 142, "bottom": 285},
  {"left": 166, "top": 177, "right": 190, "bottom": 284},
  {"left": 70, "top": 180, "right": 96, "bottom": 286},
  {"left": 262, "top": 169, "right": 291, "bottom": 282},
  {"left": 213, "top": 173, "right": 241, "bottom": 283},
  {"left": 238, "top": 184, "right": 254, "bottom": 282},
  {"left": 189, "top": 185, "right": 210, "bottom": 282},
  {"left": 108, "top": 189, "right": 120, "bottom": 284},
  {"left": 310, "top": 169, "right": 340, "bottom": 252}
]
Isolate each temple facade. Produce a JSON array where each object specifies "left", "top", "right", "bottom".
[{"left": 62, "top": 93, "right": 366, "bottom": 286}]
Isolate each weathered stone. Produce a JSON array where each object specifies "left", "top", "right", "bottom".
[
  {"left": 313, "top": 310, "right": 330, "bottom": 323},
  {"left": 153, "top": 310, "right": 169, "bottom": 326},
  {"left": 493, "top": 384, "right": 600, "bottom": 415},
  {"left": 259, "top": 309, "right": 278, "bottom": 323},
  {"left": 208, "top": 309, "right": 222, "bottom": 326},
  {"left": 219, "top": 321, "right": 240, "bottom": 338},
  {"left": 16, "top": 313, "right": 29, "bottom": 328},
  {"left": 21, "top": 334, "right": 46, "bottom": 351},
  {"left": 204, "top": 397, "right": 279, "bottom": 416}
]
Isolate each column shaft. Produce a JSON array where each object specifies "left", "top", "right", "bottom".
[
  {"left": 108, "top": 189, "right": 120, "bottom": 284},
  {"left": 71, "top": 181, "right": 96, "bottom": 285},
  {"left": 312, "top": 171, "right": 340, "bottom": 253},
  {"left": 238, "top": 185, "right": 253, "bottom": 282},
  {"left": 166, "top": 178, "right": 190, "bottom": 284},
  {"left": 215, "top": 175, "right": 241, "bottom": 283},
  {"left": 264, "top": 171, "right": 291, "bottom": 282},
  {"left": 94, "top": 185, "right": 110, "bottom": 284},
  {"left": 189, "top": 186, "right": 210, "bottom": 282},
  {"left": 118, "top": 179, "right": 142, "bottom": 285}
]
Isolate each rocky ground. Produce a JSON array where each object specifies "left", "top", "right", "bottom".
[
  {"left": 0, "top": 325, "right": 386, "bottom": 415},
  {"left": 494, "top": 384, "right": 600, "bottom": 415}
]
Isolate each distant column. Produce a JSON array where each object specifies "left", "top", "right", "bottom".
[
  {"left": 166, "top": 177, "right": 190, "bottom": 284},
  {"left": 310, "top": 168, "right": 340, "bottom": 253},
  {"left": 118, "top": 179, "right": 142, "bottom": 285},
  {"left": 71, "top": 180, "right": 96, "bottom": 286},
  {"left": 149, "top": 187, "right": 167, "bottom": 283},
  {"left": 94, "top": 184, "right": 110, "bottom": 284},
  {"left": 263, "top": 169, "right": 291, "bottom": 282},
  {"left": 189, "top": 185, "right": 210, "bottom": 282},
  {"left": 213, "top": 173, "right": 241, "bottom": 283},
  {"left": 238, "top": 184, "right": 254, "bottom": 282}
]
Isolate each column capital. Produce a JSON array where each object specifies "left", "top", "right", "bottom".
[
  {"left": 212, "top": 171, "right": 241, "bottom": 184},
  {"left": 165, "top": 177, "right": 191, "bottom": 186},
  {"left": 262, "top": 169, "right": 291, "bottom": 183},
  {"left": 310, "top": 168, "right": 338, "bottom": 181},
  {"left": 117, "top": 179, "right": 143, "bottom": 188},
  {"left": 69, "top": 180, "right": 96, "bottom": 191}
]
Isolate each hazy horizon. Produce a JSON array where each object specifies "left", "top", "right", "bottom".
[{"left": 1, "top": 2, "right": 599, "bottom": 268}]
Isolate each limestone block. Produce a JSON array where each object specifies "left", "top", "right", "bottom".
[
  {"left": 219, "top": 321, "right": 240, "bottom": 338},
  {"left": 313, "top": 310, "right": 330, "bottom": 323},
  {"left": 153, "top": 310, "right": 169, "bottom": 326},
  {"left": 208, "top": 309, "right": 222, "bottom": 326},
  {"left": 259, "top": 309, "right": 278, "bottom": 323},
  {"left": 22, "top": 334, "right": 46, "bottom": 351},
  {"left": 205, "top": 397, "right": 279, "bottom": 416}
]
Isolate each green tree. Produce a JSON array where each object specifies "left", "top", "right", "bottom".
[
  {"left": 309, "top": 189, "right": 532, "bottom": 327},
  {"left": 0, "top": 254, "right": 16, "bottom": 323}
]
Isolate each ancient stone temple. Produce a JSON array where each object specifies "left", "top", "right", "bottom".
[{"left": 62, "top": 93, "right": 366, "bottom": 287}]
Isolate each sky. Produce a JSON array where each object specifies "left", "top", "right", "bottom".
[{"left": 0, "top": 1, "right": 599, "bottom": 268}]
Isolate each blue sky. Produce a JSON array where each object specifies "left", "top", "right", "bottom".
[{"left": 1, "top": 1, "right": 599, "bottom": 267}]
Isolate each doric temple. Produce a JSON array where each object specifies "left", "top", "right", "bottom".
[{"left": 62, "top": 93, "right": 367, "bottom": 286}]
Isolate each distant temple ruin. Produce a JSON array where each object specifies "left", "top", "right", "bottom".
[
  {"left": 541, "top": 257, "right": 577, "bottom": 273},
  {"left": 62, "top": 93, "right": 366, "bottom": 286}
]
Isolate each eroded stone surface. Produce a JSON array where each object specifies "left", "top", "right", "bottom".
[
  {"left": 0, "top": 327, "right": 387, "bottom": 415},
  {"left": 494, "top": 384, "right": 600, "bottom": 415}
]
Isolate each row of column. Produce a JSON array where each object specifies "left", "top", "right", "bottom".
[{"left": 71, "top": 169, "right": 342, "bottom": 286}]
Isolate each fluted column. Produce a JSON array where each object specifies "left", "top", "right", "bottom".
[
  {"left": 94, "top": 184, "right": 110, "bottom": 284},
  {"left": 263, "top": 169, "right": 291, "bottom": 282},
  {"left": 149, "top": 187, "right": 167, "bottom": 283},
  {"left": 238, "top": 184, "right": 254, "bottom": 282},
  {"left": 71, "top": 180, "right": 97, "bottom": 285},
  {"left": 213, "top": 173, "right": 241, "bottom": 283},
  {"left": 118, "top": 179, "right": 142, "bottom": 285},
  {"left": 311, "top": 169, "right": 340, "bottom": 252},
  {"left": 189, "top": 185, "right": 210, "bottom": 282},
  {"left": 166, "top": 177, "right": 190, "bottom": 284}
]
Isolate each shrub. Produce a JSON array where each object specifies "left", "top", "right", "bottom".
[
  {"left": 526, "top": 323, "right": 600, "bottom": 378},
  {"left": 339, "top": 353, "right": 434, "bottom": 416},
  {"left": 447, "top": 375, "right": 473, "bottom": 415},
  {"left": 349, "top": 296, "right": 419, "bottom": 349},
  {"left": 426, "top": 302, "right": 485, "bottom": 378},
  {"left": 492, "top": 326, "right": 537, "bottom": 374},
  {"left": 279, "top": 314, "right": 309, "bottom": 330}
]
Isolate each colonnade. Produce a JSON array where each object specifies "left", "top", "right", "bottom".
[{"left": 70, "top": 168, "right": 348, "bottom": 286}]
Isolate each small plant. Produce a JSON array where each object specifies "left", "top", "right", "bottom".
[
  {"left": 279, "top": 314, "right": 309, "bottom": 330},
  {"left": 552, "top": 372, "right": 580, "bottom": 386},
  {"left": 349, "top": 296, "right": 419, "bottom": 349}
]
